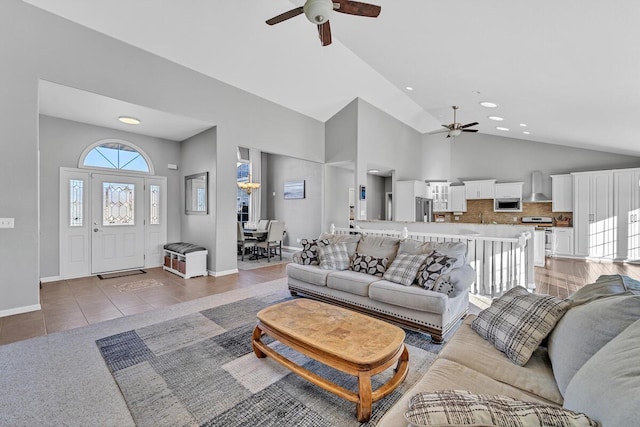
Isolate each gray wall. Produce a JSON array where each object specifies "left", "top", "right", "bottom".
[
  {"left": 265, "top": 153, "right": 323, "bottom": 247},
  {"left": 38, "top": 115, "right": 182, "bottom": 278},
  {"left": 325, "top": 99, "right": 358, "bottom": 165},
  {"left": 180, "top": 128, "right": 217, "bottom": 270},
  {"left": 324, "top": 165, "right": 354, "bottom": 232},
  {"left": 424, "top": 132, "right": 640, "bottom": 196},
  {"left": 1, "top": 0, "right": 324, "bottom": 313}
]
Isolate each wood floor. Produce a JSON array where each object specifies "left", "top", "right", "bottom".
[{"left": 1, "top": 257, "right": 639, "bottom": 346}]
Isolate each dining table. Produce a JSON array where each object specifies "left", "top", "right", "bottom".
[{"left": 243, "top": 229, "right": 268, "bottom": 241}]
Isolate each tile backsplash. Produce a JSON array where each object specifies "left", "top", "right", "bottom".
[{"left": 436, "top": 199, "right": 572, "bottom": 225}]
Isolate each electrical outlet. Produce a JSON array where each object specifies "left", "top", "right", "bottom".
[
  {"left": 454, "top": 216, "right": 460, "bottom": 221},
  {"left": 296, "top": 238, "right": 301, "bottom": 243},
  {"left": 0, "top": 218, "right": 15, "bottom": 228}
]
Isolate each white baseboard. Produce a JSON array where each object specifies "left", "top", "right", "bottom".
[
  {"left": 40, "top": 276, "right": 61, "bottom": 283},
  {"left": 0, "top": 303, "right": 42, "bottom": 318},
  {"left": 209, "top": 268, "right": 238, "bottom": 277}
]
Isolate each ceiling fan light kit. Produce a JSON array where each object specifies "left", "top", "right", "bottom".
[{"left": 304, "top": 0, "right": 334, "bottom": 24}]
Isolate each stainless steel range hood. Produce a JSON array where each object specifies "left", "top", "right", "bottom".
[{"left": 525, "top": 171, "right": 551, "bottom": 202}]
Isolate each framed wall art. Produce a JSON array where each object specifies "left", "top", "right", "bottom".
[{"left": 284, "top": 180, "right": 305, "bottom": 199}]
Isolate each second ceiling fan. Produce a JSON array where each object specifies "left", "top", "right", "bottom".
[
  {"left": 431, "top": 106, "right": 479, "bottom": 138},
  {"left": 266, "top": 0, "right": 381, "bottom": 46}
]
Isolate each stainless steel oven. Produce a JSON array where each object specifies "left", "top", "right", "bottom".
[{"left": 521, "top": 217, "right": 554, "bottom": 256}]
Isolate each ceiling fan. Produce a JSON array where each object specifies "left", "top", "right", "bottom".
[
  {"left": 431, "top": 106, "right": 479, "bottom": 138},
  {"left": 266, "top": 0, "right": 381, "bottom": 46}
]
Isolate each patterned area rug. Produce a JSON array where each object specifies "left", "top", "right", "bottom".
[
  {"left": 237, "top": 251, "right": 292, "bottom": 270},
  {"left": 113, "top": 278, "right": 164, "bottom": 293},
  {"left": 96, "top": 290, "right": 444, "bottom": 426}
]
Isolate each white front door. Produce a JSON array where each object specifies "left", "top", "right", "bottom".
[{"left": 91, "top": 173, "right": 145, "bottom": 273}]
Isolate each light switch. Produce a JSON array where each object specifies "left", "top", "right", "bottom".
[{"left": 0, "top": 218, "right": 15, "bottom": 228}]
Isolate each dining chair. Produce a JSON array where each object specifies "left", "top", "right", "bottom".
[
  {"left": 256, "top": 221, "right": 285, "bottom": 262},
  {"left": 256, "top": 219, "right": 270, "bottom": 231},
  {"left": 237, "top": 222, "right": 256, "bottom": 261}
]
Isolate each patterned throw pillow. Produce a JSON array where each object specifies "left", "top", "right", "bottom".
[
  {"left": 471, "top": 286, "right": 571, "bottom": 366},
  {"left": 350, "top": 252, "right": 388, "bottom": 277},
  {"left": 416, "top": 251, "right": 457, "bottom": 290},
  {"left": 318, "top": 243, "right": 351, "bottom": 270},
  {"left": 432, "top": 278, "right": 455, "bottom": 296},
  {"left": 383, "top": 253, "right": 428, "bottom": 286},
  {"left": 405, "top": 390, "right": 597, "bottom": 427},
  {"left": 297, "top": 238, "right": 330, "bottom": 265}
]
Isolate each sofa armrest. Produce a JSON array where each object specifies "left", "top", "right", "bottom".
[{"left": 442, "top": 264, "right": 475, "bottom": 296}]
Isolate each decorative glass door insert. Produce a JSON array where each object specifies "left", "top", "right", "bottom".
[{"left": 102, "top": 182, "right": 135, "bottom": 226}]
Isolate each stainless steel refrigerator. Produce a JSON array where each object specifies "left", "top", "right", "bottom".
[{"left": 415, "top": 197, "right": 433, "bottom": 222}]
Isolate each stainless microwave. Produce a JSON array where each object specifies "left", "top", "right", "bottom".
[{"left": 494, "top": 198, "right": 522, "bottom": 212}]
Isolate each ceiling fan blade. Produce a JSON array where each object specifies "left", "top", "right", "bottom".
[
  {"left": 266, "top": 7, "right": 304, "bottom": 25},
  {"left": 318, "top": 21, "right": 332, "bottom": 46},
  {"left": 460, "top": 122, "right": 479, "bottom": 129},
  {"left": 441, "top": 124, "right": 452, "bottom": 129},
  {"left": 429, "top": 128, "right": 450, "bottom": 135},
  {"left": 334, "top": 0, "right": 381, "bottom": 17},
  {"left": 462, "top": 129, "right": 479, "bottom": 133}
]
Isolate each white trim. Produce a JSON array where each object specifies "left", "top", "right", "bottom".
[
  {"left": 209, "top": 268, "right": 238, "bottom": 277},
  {"left": 0, "top": 304, "right": 42, "bottom": 318},
  {"left": 40, "top": 276, "right": 61, "bottom": 283},
  {"left": 78, "top": 138, "right": 155, "bottom": 175}
]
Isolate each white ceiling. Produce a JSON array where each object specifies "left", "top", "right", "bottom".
[{"left": 25, "top": 0, "right": 640, "bottom": 155}]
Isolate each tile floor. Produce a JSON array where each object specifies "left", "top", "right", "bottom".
[{"left": 1, "top": 257, "right": 639, "bottom": 346}]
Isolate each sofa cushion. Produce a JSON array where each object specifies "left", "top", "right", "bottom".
[
  {"left": 431, "top": 277, "right": 454, "bottom": 295},
  {"left": 399, "top": 239, "right": 467, "bottom": 269},
  {"left": 563, "top": 318, "right": 640, "bottom": 427},
  {"left": 319, "top": 232, "right": 361, "bottom": 257},
  {"left": 405, "top": 390, "right": 597, "bottom": 427},
  {"left": 416, "top": 251, "right": 456, "bottom": 290},
  {"left": 355, "top": 234, "right": 400, "bottom": 264},
  {"left": 471, "top": 286, "right": 571, "bottom": 366},
  {"left": 297, "top": 238, "right": 330, "bottom": 265},
  {"left": 548, "top": 293, "right": 640, "bottom": 396},
  {"left": 350, "top": 252, "right": 388, "bottom": 277},
  {"left": 326, "top": 270, "right": 379, "bottom": 297},
  {"left": 568, "top": 273, "right": 640, "bottom": 306},
  {"left": 318, "top": 242, "right": 350, "bottom": 270},
  {"left": 285, "top": 263, "right": 331, "bottom": 287},
  {"left": 440, "top": 316, "right": 563, "bottom": 405},
  {"left": 369, "top": 281, "right": 447, "bottom": 314},
  {"left": 383, "top": 253, "right": 428, "bottom": 286}
]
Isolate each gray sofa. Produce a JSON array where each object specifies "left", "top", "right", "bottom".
[
  {"left": 286, "top": 232, "right": 475, "bottom": 343},
  {"left": 378, "top": 274, "right": 640, "bottom": 427}
]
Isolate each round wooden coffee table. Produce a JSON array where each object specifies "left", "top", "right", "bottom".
[{"left": 252, "top": 299, "right": 409, "bottom": 421}]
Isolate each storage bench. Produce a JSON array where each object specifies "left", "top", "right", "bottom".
[{"left": 163, "top": 242, "right": 208, "bottom": 279}]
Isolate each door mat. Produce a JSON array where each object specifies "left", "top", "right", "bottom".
[
  {"left": 114, "top": 278, "right": 164, "bottom": 293},
  {"left": 97, "top": 269, "right": 146, "bottom": 280}
]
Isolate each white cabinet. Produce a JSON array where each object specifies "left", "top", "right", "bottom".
[
  {"left": 572, "top": 171, "right": 613, "bottom": 258},
  {"left": 553, "top": 228, "right": 574, "bottom": 256},
  {"left": 614, "top": 168, "right": 640, "bottom": 261},
  {"left": 395, "top": 180, "right": 427, "bottom": 221},
  {"left": 494, "top": 182, "right": 523, "bottom": 199},
  {"left": 463, "top": 179, "right": 496, "bottom": 199},
  {"left": 551, "top": 174, "right": 573, "bottom": 212},
  {"left": 427, "top": 182, "right": 450, "bottom": 212},
  {"left": 449, "top": 185, "right": 467, "bottom": 212}
]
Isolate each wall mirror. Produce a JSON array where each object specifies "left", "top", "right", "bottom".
[{"left": 185, "top": 172, "right": 208, "bottom": 214}]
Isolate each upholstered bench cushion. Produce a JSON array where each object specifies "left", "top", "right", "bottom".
[
  {"left": 369, "top": 281, "right": 447, "bottom": 314},
  {"left": 326, "top": 270, "right": 380, "bottom": 297},
  {"left": 286, "top": 263, "right": 332, "bottom": 287},
  {"left": 163, "top": 242, "right": 206, "bottom": 254}
]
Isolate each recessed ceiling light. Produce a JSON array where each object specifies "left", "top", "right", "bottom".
[
  {"left": 118, "top": 116, "right": 141, "bottom": 125},
  {"left": 405, "top": 86, "right": 413, "bottom": 91},
  {"left": 496, "top": 126, "right": 509, "bottom": 131},
  {"left": 480, "top": 101, "right": 498, "bottom": 108},
  {"left": 488, "top": 116, "right": 504, "bottom": 121},
  {"left": 520, "top": 123, "right": 527, "bottom": 127},
  {"left": 523, "top": 131, "right": 531, "bottom": 135},
  {"left": 368, "top": 169, "right": 380, "bottom": 173}
]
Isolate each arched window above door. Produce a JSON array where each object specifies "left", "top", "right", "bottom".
[{"left": 79, "top": 140, "right": 154, "bottom": 174}]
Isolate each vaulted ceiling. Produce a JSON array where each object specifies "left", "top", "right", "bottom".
[{"left": 25, "top": 0, "right": 640, "bottom": 155}]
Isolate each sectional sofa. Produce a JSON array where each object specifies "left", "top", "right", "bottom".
[
  {"left": 378, "top": 274, "right": 640, "bottom": 427},
  {"left": 286, "top": 232, "right": 475, "bottom": 343}
]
